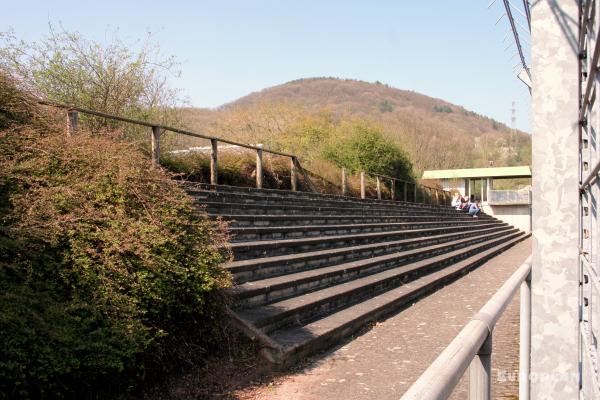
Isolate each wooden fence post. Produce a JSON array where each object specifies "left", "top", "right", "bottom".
[
  {"left": 391, "top": 179, "right": 396, "bottom": 201},
  {"left": 342, "top": 168, "right": 347, "bottom": 196},
  {"left": 151, "top": 126, "right": 161, "bottom": 168},
  {"left": 360, "top": 172, "right": 366, "bottom": 199},
  {"left": 290, "top": 157, "right": 297, "bottom": 192},
  {"left": 376, "top": 176, "right": 382, "bottom": 199},
  {"left": 67, "top": 110, "right": 78, "bottom": 136},
  {"left": 256, "top": 146, "right": 263, "bottom": 189},
  {"left": 210, "top": 138, "right": 218, "bottom": 185}
]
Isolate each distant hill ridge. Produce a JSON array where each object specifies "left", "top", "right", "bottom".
[{"left": 180, "top": 77, "right": 531, "bottom": 173}]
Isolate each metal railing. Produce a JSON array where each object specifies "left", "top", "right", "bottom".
[
  {"left": 401, "top": 256, "right": 532, "bottom": 400},
  {"left": 579, "top": 0, "right": 600, "bottom": 397},
  {"left": 487, "top": 189, "right": 531, "bottom": 205},
  {"left": 42, "top": 100, "right": 450, "bottom": 204}
]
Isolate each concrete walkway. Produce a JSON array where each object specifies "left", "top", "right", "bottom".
[{"left": 239, "top": 238, "right": 530, "bottom": 400}]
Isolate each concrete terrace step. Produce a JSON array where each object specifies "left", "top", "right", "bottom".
[
  {"left": 261, "top": 232, "right": 530, "bottom": 363},
  {"left": 201, "top": 201, "right": 468, "bottom": 217},
  {"left": 227, "top": 226, "right": 515, "bottom": 283},
  {"left": 213, "top": 213, "right": 492, "bottom": 228},
  {"left": 184, "top": 184, "right": 520, "bottom": 365},
  {"left": 237, "top": 230, "right": 523, "bottom": 334},
  {"left": 231, "top": 229, "right": 519, "bottom": 309},
  {"left": 184, "top": 182, "right": 449, "bottom": 208},
  {"left": 229, "top": 219, "right": 500, "bottom": 241},
  {"left": 229, "top": 222, "right": 507, "bottom": 260},
  {"left": 190, "top": 190, "right": 452, "bottom": 212}
]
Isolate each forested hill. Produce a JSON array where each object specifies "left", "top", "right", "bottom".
[{"left": 180, "top": 77, "right": 531, "bottom": 174}]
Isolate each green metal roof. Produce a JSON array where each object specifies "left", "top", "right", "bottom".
[{"left": 422, "top": 166, "right": 531, "bottom": 180}]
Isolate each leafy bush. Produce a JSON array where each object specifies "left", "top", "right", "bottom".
[
  {"left": 0, "top": 74, "right": 230, "bottom": 398},
  {"left": 323, "top": 122, "right": 415, "bottom": 181}
]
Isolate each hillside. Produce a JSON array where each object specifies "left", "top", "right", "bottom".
[{"left": 179, "top": 78, "right": 531, "bottom": 175}]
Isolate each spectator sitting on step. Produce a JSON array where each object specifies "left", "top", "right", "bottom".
[
  {"left": 468, "top": 201, "right": 481, "bottom": 218},
  {"left": 458, "top": 196, "right": 469, "bottom": 210},
  {"left": 451, "top": 193, "right": 461, "bottom": 209}
]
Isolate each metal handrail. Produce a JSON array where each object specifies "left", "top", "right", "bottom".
[
  {"left": 401, "top": 256, "right": 532, "bottom": 400},
  {"left": 39, "top": 100, "right": 296, "bottom": 158},
  {"left": 42, "top": 99, "right": 449, "bottom": 203}
]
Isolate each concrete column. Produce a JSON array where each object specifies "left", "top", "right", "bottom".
[{"left": 531, "top": 1, "right": 580, "bottom": 398}]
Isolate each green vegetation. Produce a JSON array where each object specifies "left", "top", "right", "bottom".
[
  {"left": 0, "top": 73, "right": 230, "bottom": 398},
  {"left": 379, "top": 100, "right": 394, "bottom": 113},
  {"left": 433, "top": 105, "right": 453, "bottom": 113},
  {"left": 183, "top": 77, "right": 532, "bottom": 176},
  {"left": 0, "top": 26, "right": 181, "bottom": 130},
  {"left": 323, "top": 122, "right": 414, "bottom": 181}
]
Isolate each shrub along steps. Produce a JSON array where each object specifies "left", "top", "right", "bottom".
[{"left": 186, "top": 183, "right": 527, "bottom": 365}]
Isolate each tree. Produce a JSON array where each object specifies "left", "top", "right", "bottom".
[
  {"left": 323, "top": 121, "right": 415, "bottom": 181},
  {"left": 0, "top": 25, "right": 182, "bottom": 129}
]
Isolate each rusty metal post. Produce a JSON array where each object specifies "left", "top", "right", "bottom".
[
  {"left": 67, "top": 110, "right": 78, "bottom": 136},
  {"left": 360, "top": 172, "right": 366, "bottom": 199},
  {"left": 290, "top": 157, "right": 297, "bottom": 192},
  {"left": 210, "top": 138, "right": 218, "bottom": 185},
  {"left": 256, "top": 146, "right": 263, "bottom": 189},
  {"left": 342, "top": 168, "right": 347, "bottom": 196},
  {"left": 151, "top": 126, "right": 161, "bottom": 168}
]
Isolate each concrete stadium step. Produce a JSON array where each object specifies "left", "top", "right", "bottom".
[
  {"left": 230, "top": 222, "right": 507, "bottom": 260},
  {"left": 257, "top": 232, "right": 530, "bottom": 363},
  {"left": 184, "top": 182, "right": 448, "bottom": 208},
  {"left": 229, "top": 219, "right": 498, "bottom": 241},
  {"left": 231, "top": 228, "right": 519, "bottom": 309},
  {"left": 201, "top": 201, "right": 467, "bottom": 217},
  {"left": 214, "top": 213, "right": 492, "bottom": 228},
  {"left": 237, "top": 230, "right": 523, "bottom": 334},
  {"left": 227, "top": 226, "right": 515, "bottom": 283},
  {"left": 190, "top": 189, "right": 450, "bottom": 211},
  {"left": 184, "top": 184, "right": 519, "bottom": 365}
]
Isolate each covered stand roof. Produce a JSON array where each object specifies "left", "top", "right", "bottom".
[{"left": 422, "top": 166, "right": 531, "bottom": 180}]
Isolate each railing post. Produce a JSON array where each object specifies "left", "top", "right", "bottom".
[
  {"left": 210, "top": 138, "right": 218, "bottom": 185},
  {"left": 391, "top": 179, "right": 396, "bottom": 201},
  {"left": 151, "top": 126, "right": 161, "bottom": 168},
  {"left": 519, "top": 272, "right": 531, "bottom": 400},
  {"left": 290, "top": 157, "right": 297, "bottom": 192},
  {"left": 414, "top": 183, "right": 417, "bottom": 202},
  {"left": 67, "top": 110, "right": 78, "bottom": 136},
  {"left": 376, "top": 176, "right": 382, "bottom": 199},
  {"left": 469, "top": 333, "right": 492, "bottom": 400},
  {"left": 404, "top": 182, "right": 408, "bottom": 202},
  {"left": 342, "top": 168, "right": 347, "bottom": 196},
  {"left": 360, "top": 172, "right": 366, "bottom": 199},
  {"left": 435, "top": 189, "right": 439, "bottom": 205},
  {"left": 256, "top": 145, "right": 263, "bottom": 189}
]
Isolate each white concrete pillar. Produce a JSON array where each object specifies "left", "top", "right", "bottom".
[{"left": 531, "top": 1, "right": 580, "bottom": 398}]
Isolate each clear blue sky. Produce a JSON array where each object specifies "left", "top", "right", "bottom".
[{"left": 5, "top": 0, "right": 532, "bottom": 132}]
